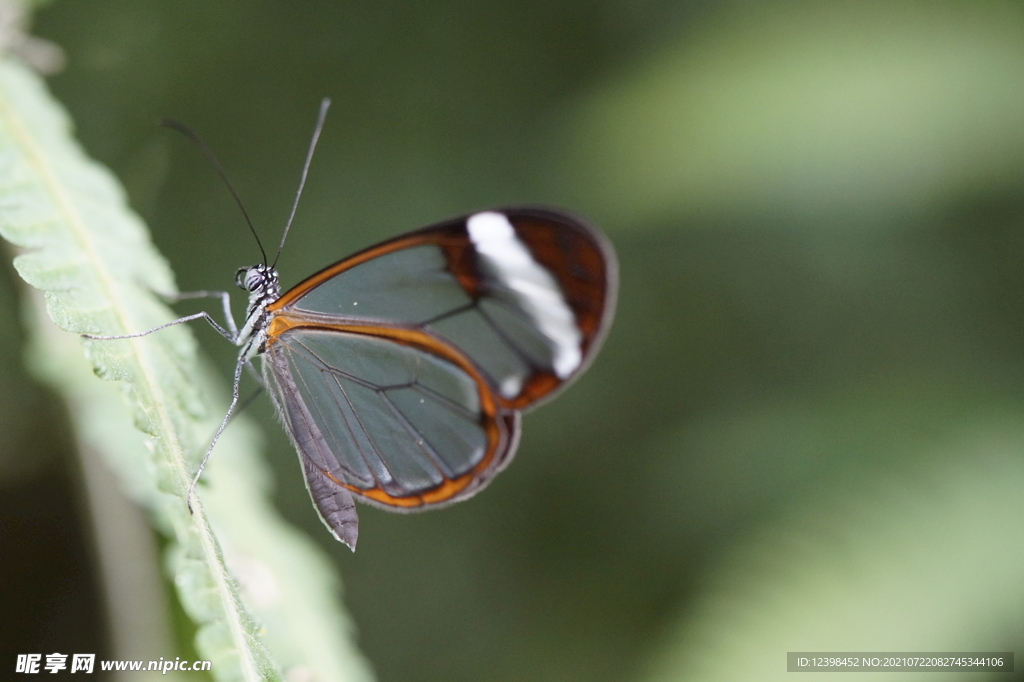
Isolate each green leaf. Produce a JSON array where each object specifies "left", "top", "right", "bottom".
[{"left": 0, "top": 58, "right": 373, "bottom": 682}]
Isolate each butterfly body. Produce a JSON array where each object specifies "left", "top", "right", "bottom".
[{"left": 233, "top": 264, "right": 280, "bottom": 360}]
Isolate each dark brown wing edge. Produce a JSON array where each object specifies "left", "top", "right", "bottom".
[{"left": 499, "top": 206, "right": 619, "bottom": 410}]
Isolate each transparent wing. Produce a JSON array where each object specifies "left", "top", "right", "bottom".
[
  {"left": 268, "top": 208, "right": 617, "bottom": 409},
  {"left": 263, "top": 327, "right": 519, "bottom": 522}
]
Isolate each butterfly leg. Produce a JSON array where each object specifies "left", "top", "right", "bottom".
[
  {"left": 82, "top": 287, "right": 240, "bottom": 343},
  {"left": 157, "top": 289, "right": 239, "bottom": 339},
  {"left": 228, "top": 360, "right": 266, "bottom": 423},
  {"left": 186, "top": 352, "right": 247, "bottom": 513},
  {"left": 81, "top": 311, "right": 237, "bottom": 343}
]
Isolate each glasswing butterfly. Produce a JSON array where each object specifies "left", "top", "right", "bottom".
[{"left": 85, "top": 100, "right": 617, "bottom": 550}]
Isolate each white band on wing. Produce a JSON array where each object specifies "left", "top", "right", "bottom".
[{"left": 467, "top": 212, "right": 582, "bottom": 380}]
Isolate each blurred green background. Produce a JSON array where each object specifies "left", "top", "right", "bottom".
[{"left": 3, "top": 0, "right": 1024, "bottom": 680}]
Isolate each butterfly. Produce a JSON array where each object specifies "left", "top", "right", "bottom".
[{"left": 85, "top": 100, "right": 617, "bottom": 550}]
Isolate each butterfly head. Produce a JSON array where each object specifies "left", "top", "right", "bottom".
[
  {"left": 233, "top": 264, "right": 280, "bottom": 323},
  {"left": 236, "top": 264, "right": 280, "bottom": 295}
]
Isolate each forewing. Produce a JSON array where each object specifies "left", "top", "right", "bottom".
[
  {"left": 269, "top": 207, "right": 617, "bottom": 409},
  {"left": 263, "top": 327, "right": 519, "bottom": 518}
]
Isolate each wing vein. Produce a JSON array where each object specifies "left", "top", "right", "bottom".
[
  {"left": 377, "top": 389, "right": 454, "bottom": 480},
  {"left": 328, "top": 371, "right": 390, "bottom": 487}
]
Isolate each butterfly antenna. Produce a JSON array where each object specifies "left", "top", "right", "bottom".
[
  {"left": 272, "top": 97, "right": 330, "bottom": 269},
  {"left": 159, "top": 118, "right": 269, "bottom": 265}
]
